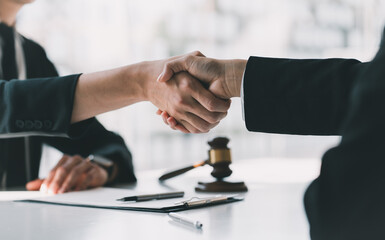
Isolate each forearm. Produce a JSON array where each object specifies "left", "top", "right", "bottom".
[{"left": 71, "top": 63, "right": 147, "bottom": 123}]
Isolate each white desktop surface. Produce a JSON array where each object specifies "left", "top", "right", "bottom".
[{"left": 0, "top": 158, "right": 320, "bottom": 240}]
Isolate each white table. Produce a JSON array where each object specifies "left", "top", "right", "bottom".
[{"left": 0, "top": 158, "right": 320, "bottom": 240}]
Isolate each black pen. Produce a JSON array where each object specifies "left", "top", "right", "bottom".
[{"left": 116, "top": 191, "right": 185, "bottom": 202}]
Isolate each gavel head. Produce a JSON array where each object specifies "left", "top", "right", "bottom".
[{"left": 207, "top": 137, "right": 232, "bottom": 179}]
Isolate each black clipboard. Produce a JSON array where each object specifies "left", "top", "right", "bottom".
[{"left": 18, "top": 188, "right": 244, "bottom": 213}]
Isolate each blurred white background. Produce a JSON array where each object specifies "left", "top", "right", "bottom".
[{"left": 16, "top": 0, "right": 385, "bottom": 172}]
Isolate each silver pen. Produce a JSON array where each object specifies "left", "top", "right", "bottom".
[{"left": 168, "top": 212, "right": 203, "bottom": 229}]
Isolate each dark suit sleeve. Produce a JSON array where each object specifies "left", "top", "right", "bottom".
[
  {"left": 243, "top": 56, "right": 365, "bottom": 135},
  {"left": 21, "top": 39, "right": 136, "bottom": 183},
  {"left": 42, "top": 119, "right": 137, "bottom": 183},
  {"left": 0, "top": 74, "right": 92, "bottom": 138},
  {"left": 303, "top": 31, "right": 385, "bottom": 239}
]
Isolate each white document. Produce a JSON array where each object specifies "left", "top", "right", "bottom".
[
  {"left": 19, "top": 187, "right": 242, "bottom": 213},
  {"left": 0, "top": 191, "right": 46, "bottom": 201}
]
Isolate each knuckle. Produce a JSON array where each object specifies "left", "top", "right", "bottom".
[
  {"left": 198, "top": 122, "right": 211, "bottom": 133},
  {"left": 179, "top": 77, "right": 193, "bottom": 91},
  {"left": 72, "top": 155, "right": 83, "bottom": 161},
  {"left": 71, "top": 168, "right": 81, "bottom": 176},
  {"left": 206, "top": 98, "right": 217, "bottom": 112},
  {"left": 56, "top": 166, "right": 68, "bottom": 175},
  {"left": 174, "top": 95, "right": 185, "bottom": 106},
  {"left": 185, "top": 55, "right": 194, "bottom": 63},
  {"left": 192, "top": 50, "right": 202, "bottom": 56},
  {"left": 86, "top": 161, "right": 94, "bottom": 168},
  {"left": 165, "top": 62, "right": 172, "bottom": 70},
  {"left": 47, "top": 171, "right": 55, "bottom": 179},
  {"left": 210, "top": 112, "right": 226, "bottom": 123},
  {"left": 207, "top": 114, "right": 220, "bottom": 124}
]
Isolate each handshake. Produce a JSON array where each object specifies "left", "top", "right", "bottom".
[
  {"left": 155, "top": 52, "right": 247, "bottom": 133},
  {"left": 73, "top": 51, "right": 247, "bottom": 134}
]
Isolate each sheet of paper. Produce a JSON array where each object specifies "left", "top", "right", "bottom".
[
  {"left": 18, "top": 187, "right": 241, "bottom": 212},
  {"left": 0, "top": 191, "right": 46, "bottom": 201},
  {"left": 20, "top": 187, "right": 199, "bottom": 209}
]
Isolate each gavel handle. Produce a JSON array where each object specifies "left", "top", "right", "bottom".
[{"left": 159, "top": 160, "right": 208, "bottom": 181}]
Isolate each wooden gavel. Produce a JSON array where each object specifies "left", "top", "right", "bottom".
[
  {"left": 159, "top": 137, "right": 233, "bottom": 181},
  {"left": 159, "top": 137, "right": 247, "bottom": 192}
]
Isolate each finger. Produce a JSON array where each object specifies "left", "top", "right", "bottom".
[
  {"left": 48, "top": 156, "right": 83, "bottom": 194},
  {"left": 185, "top": 99, "right": 228, "bottom": 124},
  {"left": 41, "top": 155, "right": 70, "bottom": 193},
  {"left": 167, "top": 117, "right": 190, "bottom": 133},
  {"left": 156, "top": 109, "right": 162, "bottom": 115},
  {"left": 189, "top": 79, "right": 231, "bottom": 113},
  {"left": 75, "top": 168, "right": 97, "bottom": 191},
  {"left": 161, "top": 111, "right": 187, "bottom": 132},
  {"left": 26, "top": 178, "right": 44, "bottom": 191},
  {"left": 164, "top": 74, "right": 228, "bottom": 125},
  {"left": 158, "top": 57, "right": 190, "bottom": 82},
  {"left": 77, "top": 165, "right": 108, "bottom": 191},
  {"left": 161, "top": 112, "right": 185, "bottom": 131},
  {"left": 178, "top": 119, "right": 205, "bottom": 134},
  {"left": 175, "top": 124, "right": 190, "bottom": 133},
  {"left": 167, "top": 116, "right": 183, "bottom": 131},
  {"left": 173, "top": 73, "right": 229, "bottom": 121},
  {"left": 58, "top": 160, "right": 93, "bottom": 194},
  {"left": 181, "top": 112, "right": 218, "bottom": 133},
  {"left": 166, "top": 116, "right": 177, "bottom": 130},
  {"left": 157, "top": 51, "right": 205, "bottom": 83},
  {"left": 161, "top": 111, "right": 170, "bottom": 125},
  {"left": 76, "top": 173, "right": 93, "bottom": 191},
  {"left": 177, "top": 95, "right": 227, "bottom": 129}
]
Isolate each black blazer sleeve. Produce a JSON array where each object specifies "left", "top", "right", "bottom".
[
  {"left": 0, "top": 74, "right": 86, "bottom": 138},
  {"left": 243, "top": 56, "right": 365, "bottom": 135},
  {"left": 21, "top": 37, "right": 136, "bottom": 183}
]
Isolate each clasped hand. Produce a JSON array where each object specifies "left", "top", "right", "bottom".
[
  {"left": 144, "top": 51, "right": 233, "bottom": 133},
  {"left": 155, "top": 51, "right": 247, "bottom": 133},
  {"left": 26, "top": 154, "right": 108, "bottom": 194}
]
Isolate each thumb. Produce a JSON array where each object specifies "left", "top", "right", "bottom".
[
  {"left": 26, "top": 178, "right": 45, "bottom": 191},
  {"left": 157, "top": 57, "right": 188, "bottom": 83},
  {"left": 157, "top": 51, "right": 205, "bottom": 82}
]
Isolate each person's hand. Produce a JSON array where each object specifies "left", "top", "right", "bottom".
[
  {"left": 72, "top": 51, "right": 230, "bottom": 133},
  {"left": 156, "top": 52, "right": 247, "bottom": 132},
  {"left": 148, "top": 71, "right": 230, "bottom": 133},
  {"left": 136, "top": 52, "right": 232, "bottom": 133},
  {"left": 157, "top": 52, "right": 247, "bottom": 99},
  {"left": 26, "top": 154, "right": 108, "bottom": 194}
]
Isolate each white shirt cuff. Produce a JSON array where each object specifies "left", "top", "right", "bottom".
[{"left": 241, "top": 70, "right": 245, "bottom": 121}]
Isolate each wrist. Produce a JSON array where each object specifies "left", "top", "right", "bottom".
[
  {"left": 121, "top": 62, "right": 150, "bottom": 102},
  {"left": 223, "top": 59, "right": 247, "bottom": 98},
  {"left": 123, "top": 60, "right": 163, "bottom": 102},
  {"left": 88, "top": 154, "right": 116, "bottom": 184}
]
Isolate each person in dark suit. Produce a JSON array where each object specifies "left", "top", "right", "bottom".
[
  {"left": 157, "top": 29, "right": 385, "bottom": 239},
  {"left": 0, "top": 0, "right": 230, "bottom": 193},
  {"left": 0, "top": 0, "right": 137, "bottom": 193}
]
